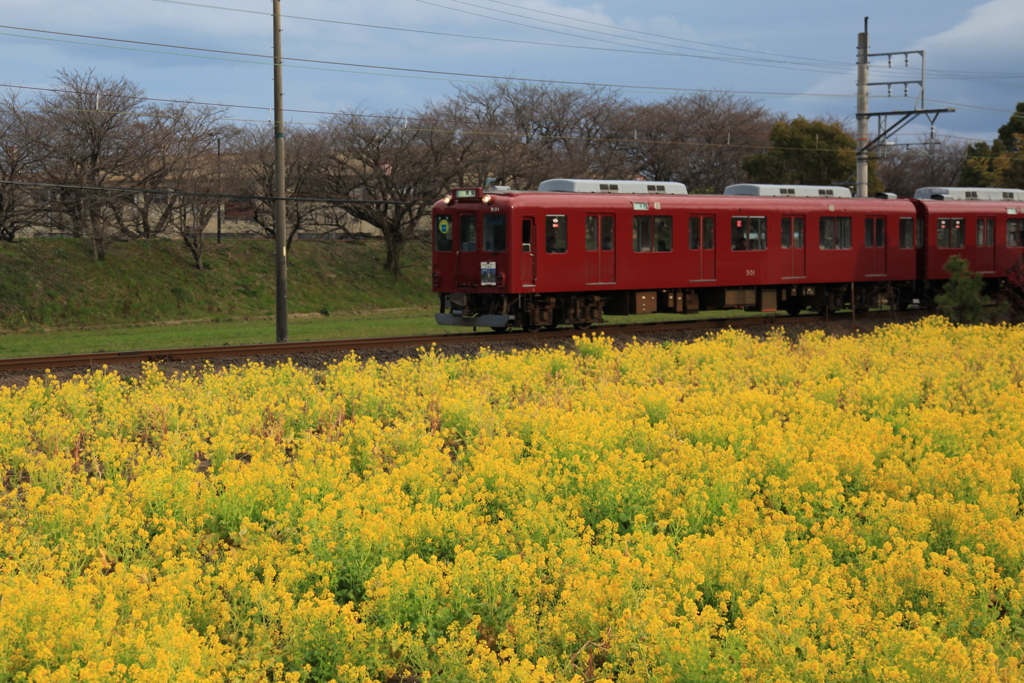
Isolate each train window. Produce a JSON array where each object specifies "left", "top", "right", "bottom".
[
  {"left": 601, "top": 216, "right": 614, "bottom": 251},
  {"left": 819, "top": 216, "right": 852, "bottom": 250},
  {"left": 483, "top": 214, "right": 506, "bottom": 252},
  {"left": 655, "top": 216, "right": 672, "bottom": 251},
  {"left": 782, "top": 217, "right": 791, "bottom": 248},
  {"left": 460, "top": 214, "right": 477, "bottom": 251},
  {"left": 546, "top": 215, "right": 567, "bottom": 253},
  {"left": 937, "top": 218, "right": 965, "bottom": 248},
  {"left": 633, "top": 216, "right": 670, "bottom": 252},
  {"left": 1009, "top": 219, "right": 1022, "bottom": 247},
  {"left": 703, "top": 217, "right": 715, "bottom": 249},
  {"left": 864, "top": 217, "right": 885, "bottom": 247},
  {"left": 731, "top": 216, "right": 766, "bottom": 251},
  {"left": 976, "top": 218, "right": 995, "bottom": 247},
  {"left": 899, "top": 218, "right": 914, "bottom": 248},
  {"left": 633, "top": 216, "right": 652, "bottom": 252},
  {"left": 585, "top": 216, "right": 598, "bottom": 251},
  {"left": 522, "top": 220, "right": 532, "bottom": 252},
  {"left": 434, "top": 214, "right": 453, "bottom": 252}
]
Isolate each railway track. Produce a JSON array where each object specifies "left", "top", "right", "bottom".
[{"left": 0, "top": 309, "right": 905, "bottom": 374}]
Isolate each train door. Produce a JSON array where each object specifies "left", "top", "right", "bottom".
[
  {"left": 781, "top": 216, "right": 806, "bottom": 277},
  {"left": 521, "top": 217, "right": 537, "bottom": 286},
  {"left": 585, "top": 214, "right": 616, "bottom": 284},
  {"left": 975, "top": 217, "right": 996, "bottom": 273},
  {"left": 688, "top": 215, "right": 716, "bottom": 281},
  {"left": 864, "top": 216, "right": 887, "bottom": 275},
  {"left": 455, "top": 213, "right": 478, "bottom": 285},
  {"left": 585, "top": 216, "right": 599, "bottom": 284}
]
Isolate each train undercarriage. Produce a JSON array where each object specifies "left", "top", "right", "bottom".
[{"left": 437, "top": 280, "right": 945, "bottom": 331}]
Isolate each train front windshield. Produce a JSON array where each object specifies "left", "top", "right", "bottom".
[
  {"left": 435, "top": 214, "right": 453, "bottom": 251},
  {"left": 482, "top": 214, "right": 506, "bottom": 252},
  {"left": 435, "top": 212, "right": 506, "bottom": 253}
]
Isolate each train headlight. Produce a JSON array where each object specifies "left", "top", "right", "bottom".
[
  {"left": 442, "top": 194, "right": 452, "bottom": 204},
  {"left": 481, "top": 194, "right": 492, "bottom": 204}
]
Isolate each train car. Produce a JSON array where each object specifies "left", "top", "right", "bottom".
[
  {"left": 911, "top": 187, "right": 1024, "bottom": 293},
  {"left": 431, "top": 180, "right": 1022, "bottom": 331}
]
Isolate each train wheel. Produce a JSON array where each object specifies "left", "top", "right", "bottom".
[
  {"left": 544, "top": 324, "right": 560, "bottom": 331},
  {"left": 784, "top": 302, "right": 803, "bottom": 316},
  {"left": 522, "top": 324, "right": 542, "bottom": 333},
  {"left": 573, "top": 322, "right": 593, "bottom": 331},
  {"left": 490, "top": 324, "right": 511, "bottom": 333}
]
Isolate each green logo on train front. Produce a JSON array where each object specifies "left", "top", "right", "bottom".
[{"left": 438, "top": 218, "right": 451, "bottom": 235}]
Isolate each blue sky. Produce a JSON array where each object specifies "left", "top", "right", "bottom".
[{"left": 2, "top": 0, "right": 1022, "bottom": 144}]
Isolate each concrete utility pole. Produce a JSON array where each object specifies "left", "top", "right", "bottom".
[
  {"left": 273, "top": 0, "right": 288, "bottom": 342},
  {"left": 856, "top": 20, "right": 870, "bottom": 199},
  {"left": 855, "top": 17, "right": 953, "bottom": 197}
]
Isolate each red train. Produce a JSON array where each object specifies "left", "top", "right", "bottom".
[{"left": 431, "top": 179, "right": 1024, "bottom": 331}]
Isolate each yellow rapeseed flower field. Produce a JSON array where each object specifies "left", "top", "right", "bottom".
[{"left": 2, "top": 317, "right": 1023, "bottom": 682}]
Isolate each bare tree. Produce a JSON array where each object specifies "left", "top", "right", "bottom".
[
  {"left": 320, "top": 107, "right": 473, "bottom": 275},
  {"left": 438, "top": 83, "right": 628, "bottom": 190},
  {"left": 108, "top": 101, "right": 228, "bottom": 244},
  {"left": 612, "top": 93, "right": 774, "bottom": 192},
  {"left": 0, "top": 90, "right": 50, "bottom": 241},
  {"left": 874, "top": 137, "right": 968, "bottom": 197},
  {"left": 231, "top": 123, "right": 332, "bottom": 249},
  {"left": 33, "top": 69, "right": 151, "bottom": 260},
  {"left": 160, "top": 117, "right": 234, "bottom": 270}
]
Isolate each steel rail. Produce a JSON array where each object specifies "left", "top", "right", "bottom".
[{"left": 0, "top": 310, "right": 902, "bottom": 374}]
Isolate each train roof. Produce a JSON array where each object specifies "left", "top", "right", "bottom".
[
  {"left": 724, "top": 184, "right": 853, "bottom": 198},
  {"left": 537, "top": 178, "right": 688, "bottom": 195},
  {"left": 913, "top": 187, "right": 1024, "bottom": 201}
]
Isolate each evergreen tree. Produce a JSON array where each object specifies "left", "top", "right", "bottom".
[
  {"left": 997, "top": 102, "right": 1024, "bottom": 152},
  {"left": 741, "top": 116, "right": 882, "bottom": 193},
  {"left": 935, "top": 255, "right": 1006, "bottom": 324},
  {"left": 960, "top": 103, "right": 1024, "bottom": 188}
]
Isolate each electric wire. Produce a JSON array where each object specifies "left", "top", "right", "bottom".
[
  {"left": 0, "top": 24, "right": 864, "bottom": 98},
  {"left": 151, "top": 0, "right": 855, "bottom": 74},
  {"left": 424, "top": 0, "right": 852, "bottom": 68},
  {"left": 0, "top": 178, "right": 432, "bottom": 205},
  {"left": 0, "top": 82, "right": 1000, "bottom": 150},
  {"left": 1, "top": 22, "right": 1016, "bottom": 121},
  {"left": 148, "top": 0, "right": 1024, "bottom": 93},
  {"left": 410, "top": 0, "right": 852, "bottom": 76},
  {"left": 147, "top": 0, "right": 831, "bottom": 64}
]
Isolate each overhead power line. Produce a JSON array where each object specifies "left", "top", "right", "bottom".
[
  {"left": 0, "top": 19, "right": 1015, "bottom": 133},
  {"left": 0, "top": 24, "right": 862, "bottom": 98},
  {"left": 147, "top": 0, "right": 830, "bottom": 64},
  {"left": 151, "top": 0, "right": 853, "bottom": 76},
  {"left": 0, "top": 178, "right": 435, "bottom": 205},
  {"left": 0, "top": 80, "right": 999, "bottom": 147},
  {"left": 422, "top": 0, "right": 851, "bottom": 68}
]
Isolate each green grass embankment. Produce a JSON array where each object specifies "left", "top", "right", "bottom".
[
  {"left": 0, "top": 238, "right": 438, "bottom": 357},
  {"left": 0, "top": 238, "right": 435, "bottom": 331}
]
